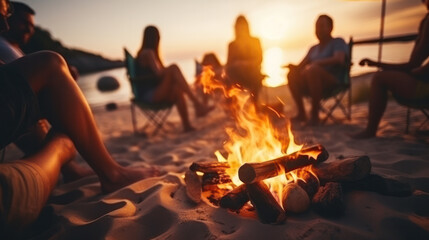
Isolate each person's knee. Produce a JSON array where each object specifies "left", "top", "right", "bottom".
[
  {"left": 167, "top": 64, "right": 180, "bottom": 73},
  {"left": 32, "top": 51, "right": 68, "bottom": 69}
]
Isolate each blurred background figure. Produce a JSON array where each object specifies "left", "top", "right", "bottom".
[
  {"left": 286, "top": 14, "right": 348, "bottom": 125},
  {"left": 135, "top": 25, "right": 213, "bottom": 132},
  {"left": 225, "top": 15, "right": 264, "bottom": 107}
]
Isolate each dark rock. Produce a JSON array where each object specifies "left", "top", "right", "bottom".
[{"left": 97, "top": 76, "right": 120, "bottom": 92}]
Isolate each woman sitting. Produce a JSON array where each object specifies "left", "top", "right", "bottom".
[{"left": 135, "top": 25, "right": 213, "bottom": 132}]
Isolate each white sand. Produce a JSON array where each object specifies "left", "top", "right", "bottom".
[{"left": 4, "top": 76, "right": 429, "bottom": 239}]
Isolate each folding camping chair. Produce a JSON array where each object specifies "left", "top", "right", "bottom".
[
  {"left": 394, "top": 95, "right": 429, "bottom": 134},
  {"left": 312, "top": 38, "right": 353, "bottom": 124},
  {"left": 124, "top": 48, "right": 173, "bottom": 136}
]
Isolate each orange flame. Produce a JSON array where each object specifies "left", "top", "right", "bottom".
[{"left": 200, "top": 67, "right": 312, "bottom": 207}]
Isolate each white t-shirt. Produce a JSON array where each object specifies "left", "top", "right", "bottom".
[{"left": 0, "top": 36, "right": 24, "bottom": 63}]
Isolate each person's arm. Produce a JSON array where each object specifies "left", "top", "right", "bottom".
[
  {"left": 412, "top": 61, "right": 429, "bottom": 77},
  {"left": 360, "top": 15, "right": 429, "bottom": 71}
]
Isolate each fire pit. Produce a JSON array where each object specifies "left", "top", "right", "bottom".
[{"left": 185, "top": 67, "right": 411, "bottom": 224}]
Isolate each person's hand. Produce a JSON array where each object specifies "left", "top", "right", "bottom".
[
  {"left": 359, "top": 58, "right": 376, "bottom": 67},
  {"left": 282, "top": 64, "right": 297, "bottom": 69}
]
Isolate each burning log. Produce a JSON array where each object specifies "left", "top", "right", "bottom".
[
  {"left": 219, "top": 184, "right": 249, "bottom": 211},
  {"left": 202, "top": 172, "right": 232, "bottom": 186},
  {"left": 312, "top": 182, "right": 345, "bottom": 217},
  {"left": 189, "top": 161, "right": 230, "bottom": 173},
  {"left": 312, "top": 156, "right": 371, "bottom": 184},
  {"left": 184, "top": 170, "right": 202, "bottom": 204},
  {"left": 283, "top": 170, "right": 320, "bottom": 213},
  {"left": 246, "top": 181, "right": 286, "bottom": 224},
  {"left": 238, "top": 144, "right": 329, "bottom": 184},
  {"left": 296, "top": 170, "right": 320, "bottom": 199}
]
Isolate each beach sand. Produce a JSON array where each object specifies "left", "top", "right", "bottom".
[{"left": 3, "top": 75, "right": 429, "bottom": 240}]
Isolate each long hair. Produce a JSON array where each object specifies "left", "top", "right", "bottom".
[{"left": 139, "top": 25, "right": 161, "bottom": 61}]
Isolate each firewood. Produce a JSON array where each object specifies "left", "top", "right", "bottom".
[
  {"left": 184, "top": 170, "right": 202, "bottom": 204},
  {"left": 238, "top": 144, "right": 329, "bottom": 184},
  {"left": 189, "top": 161, "right": 230, "bottom": 173},
  {"left": 219, "top": 184, "right": 249, "bottom": 211},
  {"left": 202, "top": 172, "right": 232, "bottom": 186},
  {"left": 341, "top": 173, "right": 412, "bottom": 197},
  {"left": 296, "top": 170, "right": 320, "bottom": 199},
  {"left": 282, "top": 183, "right": 310, "bottom": 213},
  {"left": 246, "top": 181, "right": 286, "bottom": 224},
  {"left": 312, "top": 156, "right": 371, "bottom": 184},
  {"left": 312, "top": 182, "right": 345, "bottom": 217},
  {"left": 282, "top": 170, "right": 319, "bottom": 213}
]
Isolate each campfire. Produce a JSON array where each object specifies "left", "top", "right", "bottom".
[{"left": 184, "top": 67, "right": 407, "bottom": 224}]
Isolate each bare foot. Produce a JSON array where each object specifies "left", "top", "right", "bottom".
[
  {"left": 349, "top": 130, "right": 376, "bottom": 139},
  {"left": 100, "top": 166, "right": 161, "bottom": 193},
  {"left": 184, "top": 125, "right": 196, "bottom": 132}
]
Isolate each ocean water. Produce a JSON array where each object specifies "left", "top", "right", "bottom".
[{"left": 78, "top": 43, "right": 414, "bottom": 108}]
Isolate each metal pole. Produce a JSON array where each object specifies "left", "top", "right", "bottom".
[{"left": 378, "top": 0, "right": 386, "bottom": 63}]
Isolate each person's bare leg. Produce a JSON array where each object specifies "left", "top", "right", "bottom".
[
  {"left": 24, "top": 133, "right": 76, "bottom": 201},
  {"left": 287, "top": 70, "right": 307, "bottom": 121},
  {"left": 152, "top": 68, "right": 195, "bottom": 131},
  {"left": 10, "top": 51, "right": 157, "bottom": 193},
  {"left": 352, "top": 71, "right": 417, "bottom": 138},
  {"left": 303, "top": 65, "right": 337, "bottom": 125},
  {"left": 14, "top": 119, "right": 93, "bottom": 182},
  {"left": 166, "top": 64, "right": 213, "bottom": 117}
]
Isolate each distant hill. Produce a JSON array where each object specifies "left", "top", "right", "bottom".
[{"left": 21, "top": 26, "right": 124, "bottom": 75}]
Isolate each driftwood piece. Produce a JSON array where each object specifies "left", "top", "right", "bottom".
[
  {"left": 312, "top": 156, "right": 371, "bottom": 184},
  {"left": 184, "top": 170, "right": 202, "bottom": 204},
  {"left": 202, "top": 172, "right": 232, "bottom": 186},
  {"left": 189, "top": 161, "right": 230, "bottom": 173},
  {"left": 312, "top": 182, "right": 345, "bottom": 217},
  {"left": 239, "top": 144, "right": 329, "bottom": 184},
  {"left": 341, "top": 173, "right": 412, "bottom": 197},
  {"left": 219, "top": 184, "right": 249, "bottom": 211},
  {"left": 246, "top": 181, "right": 286, "bottom": 224}
]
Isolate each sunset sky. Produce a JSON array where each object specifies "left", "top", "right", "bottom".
[{"left": 18, "top": 0, "right": 426, "bottom": 85}]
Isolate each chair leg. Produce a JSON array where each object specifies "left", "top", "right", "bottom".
[
  {"left": 406, "top": 107, "right": 410, "bottom": 134},
  {"left": 131, "top": 103, "right": 138, "bottom": 134}
]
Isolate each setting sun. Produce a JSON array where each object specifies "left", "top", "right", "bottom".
[{"left": 262, "top": 47, "right": 287, "bottom": 87}]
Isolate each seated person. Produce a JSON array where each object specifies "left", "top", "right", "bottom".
[
  {"left": 225, "top": 15, "right": 264, "bottom": 105},
  {"left": 0, "top": 1, "right": 158, "bottom": 235},
  {"left": 0, "top": 1, "right": 86, "bottom": 182},
  {"left": 286, "top": 14, "right": 349, "bottom": 125},
  {"left": 135, "top": 25, "right": 213, "bottom": 132},
  {"left": 352, "top": 0, "right": 429, "bottom": 138}
]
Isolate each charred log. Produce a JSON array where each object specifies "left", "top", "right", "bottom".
[
  {"left": 219, "top": 184, "right": 249, "bottom": 211},
  {"left": 246, "top": 181, "right": 286, "bottom": 224},
  {"left": 312, "top": 156, "right": 371, "bottom": 184},
  {"left": 239, "top": 144, "right": 329, "bottom": 184},
  {"left": 189, "top": 161, "right": 230, "bottom": 173}
]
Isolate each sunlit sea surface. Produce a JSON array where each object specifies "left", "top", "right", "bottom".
[{"left": 78, "top": 43, "right": 414, "bottom": 108}]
